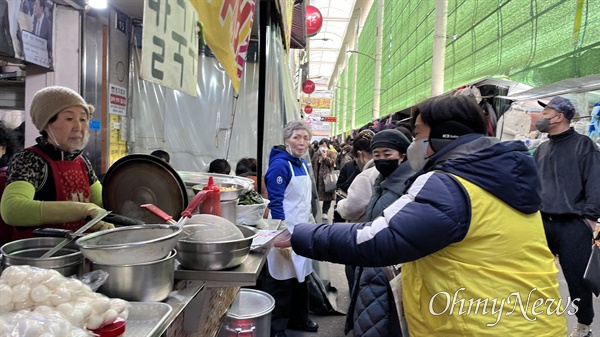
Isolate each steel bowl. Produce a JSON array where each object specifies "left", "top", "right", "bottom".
[
  {"left": 178, "top": 172, "right": 254, "bottom": 191},
  {"left": 1, "top": 238, "right": 84, "bottom": 277},
  {"left": 176, "top": 225, "right": 258, "bottom": 271},
  {"left": 75, "top": 224, "right": 182, "bottom": 265},
  {"left": 91, "top": 249, "right": 176, "bottom": 302},
  {"left": 192, "top": 183, "right": 243, "bottom": 201}
]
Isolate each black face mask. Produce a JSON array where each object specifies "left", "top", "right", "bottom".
[{"left": 374, "top": 159, "right": 399, "bottom": 177}]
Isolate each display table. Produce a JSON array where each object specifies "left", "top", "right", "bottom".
[{"left": 155, "top": 220, "right": 281, "bottom": 337}]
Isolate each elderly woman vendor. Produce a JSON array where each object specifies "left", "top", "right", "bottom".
[{"left": 1, "top": 86, "right": 112, "bottom": 241}]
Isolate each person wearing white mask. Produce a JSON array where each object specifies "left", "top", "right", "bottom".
[
  {"left": 1, "top": 86, "right": 112, "bottom": 241},
  {"left": 277, "top": 95, "right": 566, "bottom": 336},
  {"left": 264, "top": 120, "right": 318, "bottom": 337}
]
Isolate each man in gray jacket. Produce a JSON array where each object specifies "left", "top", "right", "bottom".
[{"left": 533, "top": 96, "right": 600, "bottom": 337}]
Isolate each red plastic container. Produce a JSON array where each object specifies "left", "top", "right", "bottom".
[{"left": 90, "top": 318, "right": 126, "bottom": 337}]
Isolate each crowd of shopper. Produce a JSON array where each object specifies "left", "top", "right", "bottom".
[
  {"left": 270, "top": 95, "right": 599, "bottom": 337},
  {"left": 2, "top": 85, "right": 597, "bottom": 337}
]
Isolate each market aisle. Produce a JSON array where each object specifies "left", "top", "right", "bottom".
[{"left": 287, "top": 262, "right": 350, "bottom": 337}]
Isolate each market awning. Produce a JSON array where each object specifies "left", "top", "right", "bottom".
[{"left": 497, "top": 74, "right": 600, "bottom": 101}]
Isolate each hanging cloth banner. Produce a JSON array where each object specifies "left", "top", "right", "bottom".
[
  {"left": 190, "top": 0, "right": 256, "bottom": 93},
  {"left": 275, "top": 0, "right": 295, "bottom": 51},
  {"left": 141, "top": 0, "right": 199, "bottom": 97}
]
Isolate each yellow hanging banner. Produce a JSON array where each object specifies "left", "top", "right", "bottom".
[
  {"left": 190, "top": 0, "right": 256, "bottom": 93},
  {"left": 275, "top": 0, "right": 295, "bottom": 51}
]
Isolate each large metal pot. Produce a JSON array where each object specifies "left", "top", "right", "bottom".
[
  {"left": 1, "top": 238, "right": 84, "bottom": 276},
  {"left": 91, "top": 249, "right": 176, "bottom": 302},
  {"left": 176, "top": 225, "right": 258, "bottom": 270},
  {"left": 218, "top": 289, "right": 275, "bottom": 337}
]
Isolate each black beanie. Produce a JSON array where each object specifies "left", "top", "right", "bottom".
[
  {"left": 370, "top": 129, "right": 411, "bottom": 153},
  {"left": 428, "top": 120, "right": 476, "bottom": 152}
]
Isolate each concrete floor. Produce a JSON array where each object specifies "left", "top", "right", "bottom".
[{"left": 283, "top": 203, "right": 600, "bottom": 337}]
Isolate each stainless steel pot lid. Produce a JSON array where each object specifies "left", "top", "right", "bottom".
[
  {"left": 177, "top": 171, "right": 254, "bottom": 191},
  {"left": 103, "top": 154, "right": 188, "bottom": 223},
  {"left": 227, "top": 289, "right": 275, "bottom": 319}
]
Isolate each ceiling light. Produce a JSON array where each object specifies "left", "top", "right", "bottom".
[
  {"left": 346, "top": 50, "right": 375, "bottom": 60},
  {"left": 87, "top": 0, "right": 107, "bottom": 9}
]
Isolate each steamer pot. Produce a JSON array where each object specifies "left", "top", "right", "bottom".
[
  {"left": 1, "top": 238, "right": 84, "bottom": 277},
  {"left": 91, "top": 249, "right": 176, "bottom": 302}
]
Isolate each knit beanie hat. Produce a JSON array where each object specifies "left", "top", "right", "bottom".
[
  {"left": 30, "top": 86, "right": 94, "bottom": 131},
  {"left": 370, "top": 129, "right": 411, "bottom": 153}
]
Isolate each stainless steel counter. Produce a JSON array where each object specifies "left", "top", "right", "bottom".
[
  {"left": 154, "top": 280, "right": 205, "bottom": 336},
  {"left": 151, "top": 220, "right": 283, "bottom": 336},
  {"left": 174, "top": 251, "right": 268, "bottom": 287}
]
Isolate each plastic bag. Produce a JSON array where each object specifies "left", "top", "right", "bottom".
[
  {"left": 81, "top": 270, "right": 109, "bottom": 292},
  {"left": 236, "top": 199, "right": 270, "bottom": 226},
  {"left": 0, "top": 265, "right": 130, "bottom": 330},
  {"left": 0, "top": 309, "right": 92, "bottom": 336}
]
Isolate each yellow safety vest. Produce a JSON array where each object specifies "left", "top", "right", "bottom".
[{"left": 401, "top": 174, "right": 567, "bottom": 336}]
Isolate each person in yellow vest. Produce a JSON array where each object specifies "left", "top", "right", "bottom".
[{"left": 278, "top": 95, "right": 566, "bottom": 336}]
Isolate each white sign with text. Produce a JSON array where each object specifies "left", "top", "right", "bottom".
[
  {"left": 141, "top": 0, "right": 198, "bottom": 97},
  {"left": 109, "top": 83, "right": 127, "bottom": 116}
]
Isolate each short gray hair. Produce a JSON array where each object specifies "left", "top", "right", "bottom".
[{"left": 283, "top": 120, "right": 312, "bottom": 140}]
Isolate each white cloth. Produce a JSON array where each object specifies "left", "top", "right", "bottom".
[
  {"left": 267, "top": 161, "right": 313, "bottom": 282},
  {"left": 337, "top": 160, "right": 378, "bottom": 222}
]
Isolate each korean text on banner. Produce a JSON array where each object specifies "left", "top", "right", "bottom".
[
  {"left": 141, "top": 0, "right": 199, "bottom": 97},
  {"left": 190, "top": 0, "right": 256, "bottom": 93}
]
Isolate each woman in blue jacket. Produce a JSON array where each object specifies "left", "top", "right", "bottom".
[{"left": 264, "top": 120, "right": 318, "bottom": 337}]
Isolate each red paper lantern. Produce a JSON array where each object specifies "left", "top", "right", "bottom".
[
  {"left": 304, "top": 105, "right": 313, "bottom": 114},
  {"left": 305, "top": 6, "right": 323, "bottom": 37},
  {"left": 302, "top": 80, "right": 315, "bottom": 94}
]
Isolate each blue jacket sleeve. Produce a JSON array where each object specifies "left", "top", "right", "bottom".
[
  {"left": 265, "top": 159, "right": 291, "bottom": 220},
  {"left": 291, "top": 172, "right": 470, "bottom": 266}
]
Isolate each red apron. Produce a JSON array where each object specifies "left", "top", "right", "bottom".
[{"left": 12, "top": 146, "right": 91, "bottom": 240}]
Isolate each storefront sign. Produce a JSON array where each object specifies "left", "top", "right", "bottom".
[
  {"left": 191, "top": 0, "right": 256, "bottom": 93},
  {"left": 304, "top": 105, "right": 313, "bottom": 114},
  {"left": 109, "top": 83, "right": 127, "bottom": 116},
  {"left": 305, "top": 5, "right": 322, "bottom": 37},
  {"left": 141, "top": 0, "right": 199, "bottom": 97},
  {"left": 302, "top": 80, "right": 315, "bottom": 94}
]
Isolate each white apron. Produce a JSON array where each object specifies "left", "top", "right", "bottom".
[{"left": 267, "top": 161, "right": 313, "bottom": 282}]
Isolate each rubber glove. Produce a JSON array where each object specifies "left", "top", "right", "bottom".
[
  {"left": 279, "top": 247, "right": 293, "bottom": 260},
  {"left": 91, "top": 220, "right": 114, "bottom": 232},
  {"left": 41, "top": 201, "right": 107, "bottom": 225}
]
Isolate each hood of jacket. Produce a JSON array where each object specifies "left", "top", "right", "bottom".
[
  {"left": 269, "top": 145, "right": 305, "bottom": 167},
  {"left": 424, "top": 134, "right": 541, "bottom": 214}
]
